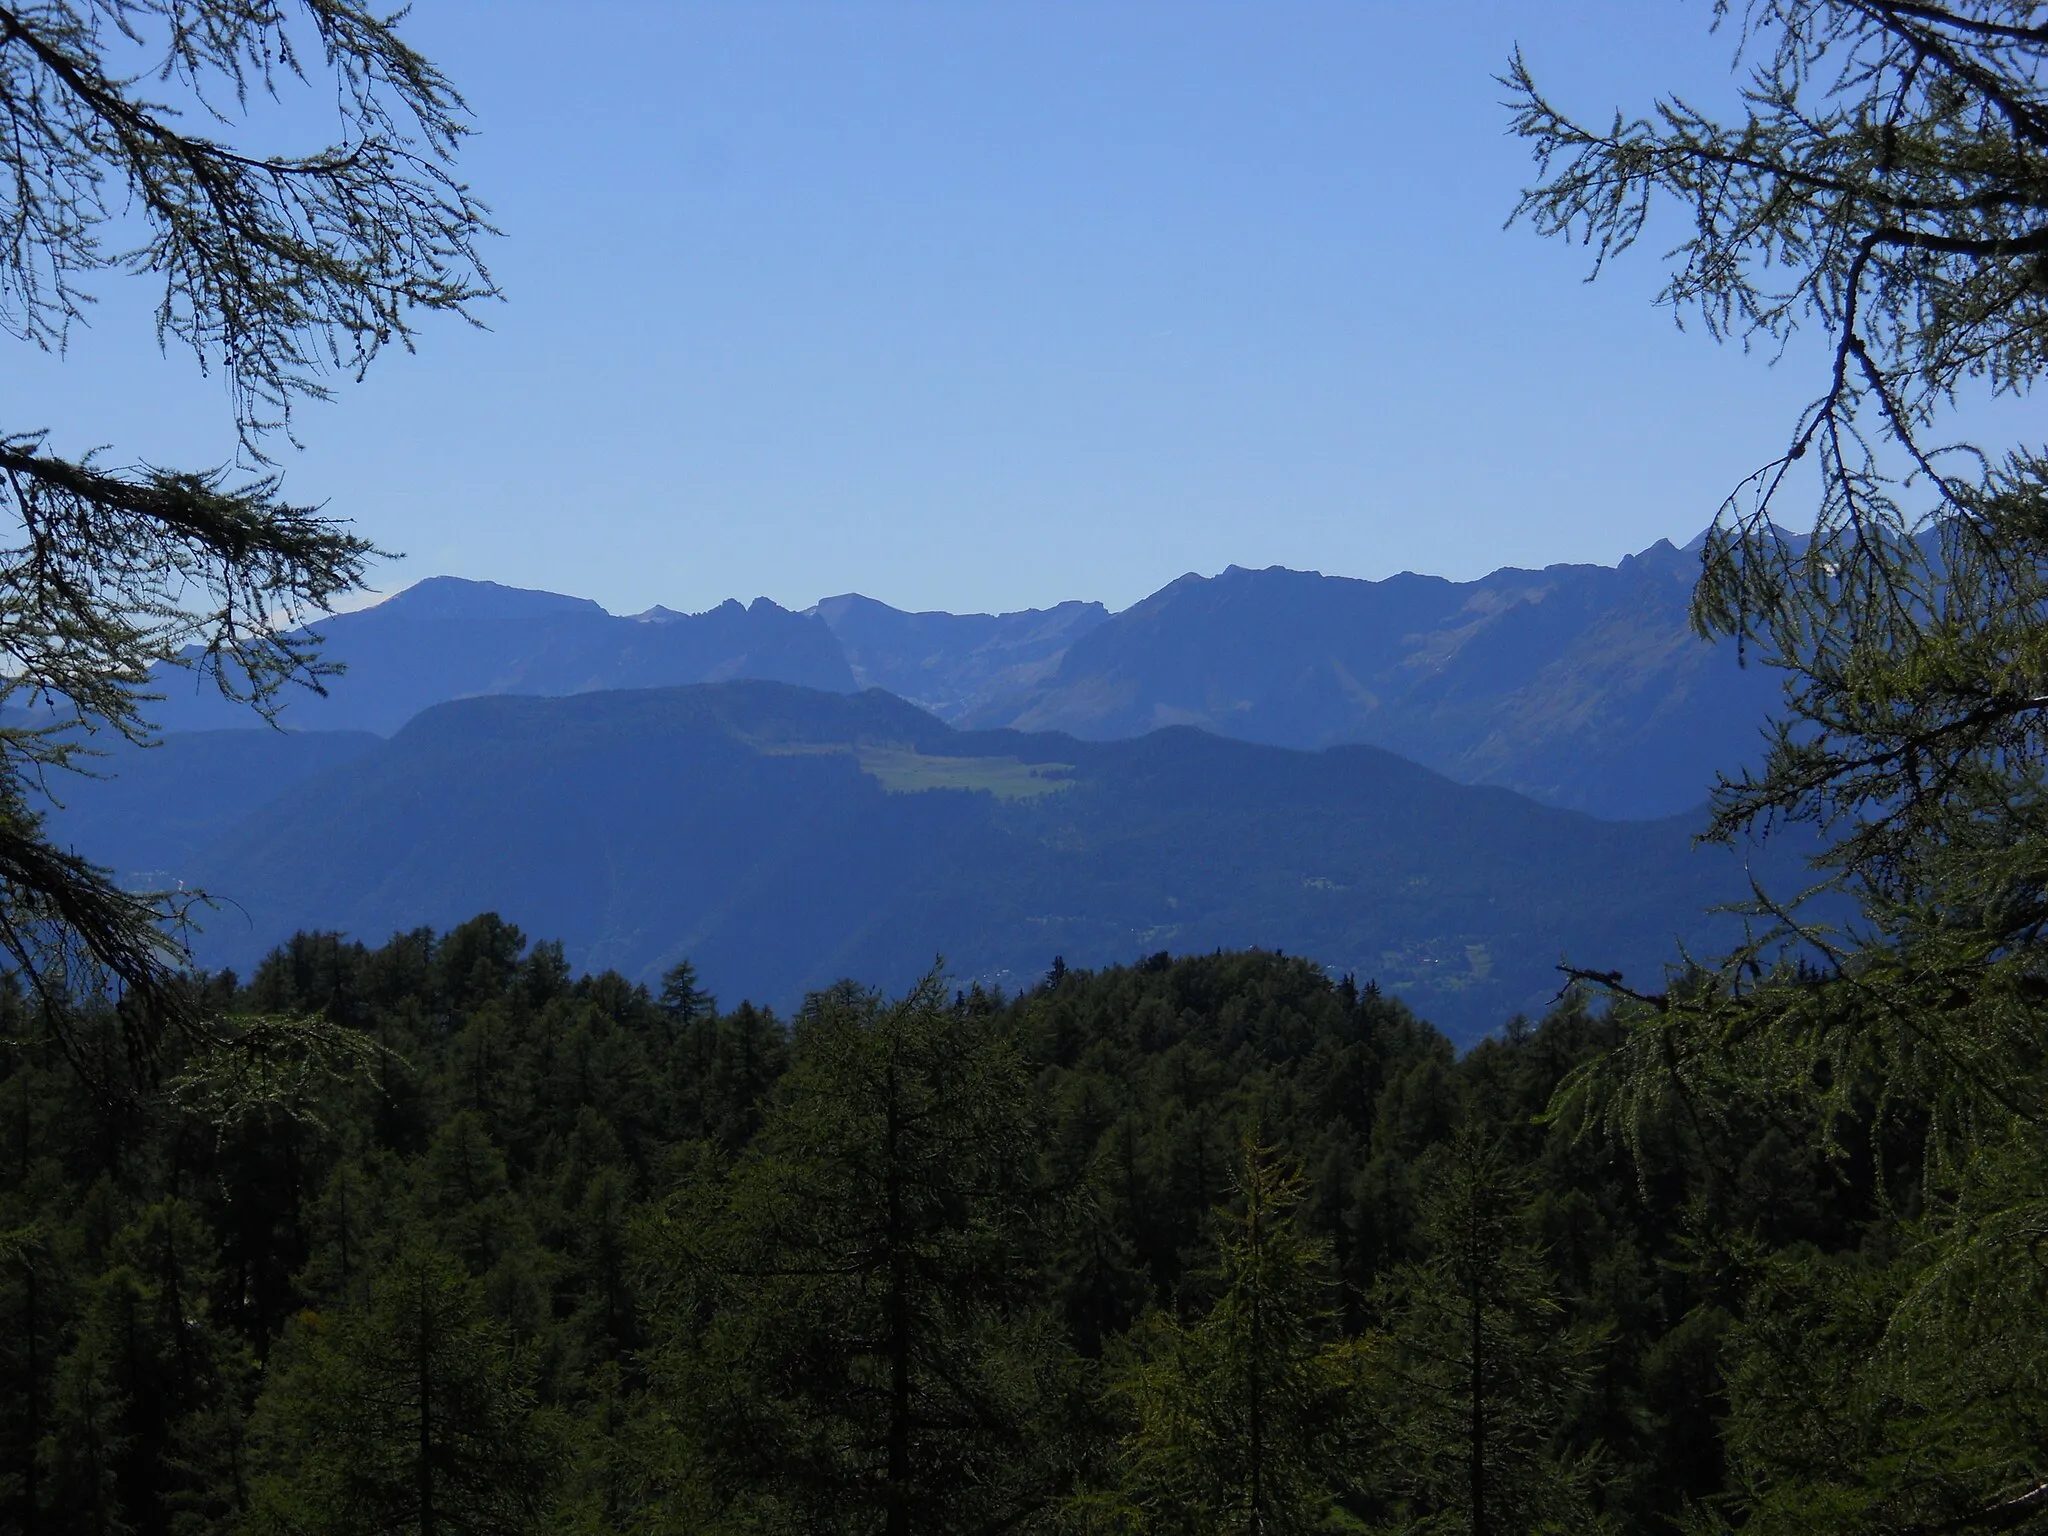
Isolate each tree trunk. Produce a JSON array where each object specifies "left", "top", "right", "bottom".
[
  {"left": 1468, "top": 1267, "right": 1487, "bottom": 1536},
  {"left": 418, "top": 1267, "right": 436, "bottom": 1536},
  {"left": 1248, "top": 1198, "right": 1265, "bottom": 1536},
  {"left": 885, "top": 1066, "right": 911, "bottom": 1536},
  {"left": 23, "top": 1256, "right": 38, "bottom": 1535}
]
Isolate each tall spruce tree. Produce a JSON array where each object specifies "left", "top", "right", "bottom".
[
  {"left": 242, "top": 1243, "right": 560, "bottom": 1535},
  {"left": 1366, "top": 1129, "right": 1601, "bottom": 1536},
  {"left": 32, "top": 1197, "right": 255, "bottom": 1535}
]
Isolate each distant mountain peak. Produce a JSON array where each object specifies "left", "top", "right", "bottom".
[
  {"left": 812, "top": 592, "right": 1114, "bottom": 719},
  {"left": 1618, "top": 537, "right": 1692, "bottom": 575},
  {"left": 146, "top": 575, "right": 856, "bottom": 736},
  {"left": 373, "top": 575, "right": 609, "bottom": 622},
  {"left": 1219, "top": 562, "right": 1325, "bottom": 580},
  {"left": 956, "top": 530, "right": 1780, "bottom": 820},
  {"left": 634, "top": 596, "right": 802, "bottom": 623}
]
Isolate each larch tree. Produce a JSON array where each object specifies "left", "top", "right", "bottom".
[
  {"left": 1365, "top": 1128, "right": 1601, "bottom": 1536},
  {"left": 1510, "top": 4, "right": 2048, "bottom": 1529},
  {"left": 1103, "top": 1136, "right": 1365, "bottom": 1536},
  {"left": 242, "top": 1241, "right": 560, "bottom": 1536},
  {"left": 0, "top": 1, "right": 493, "bottom": 1080},
  {"left": 645, "top": 972, "right": 1077, "bottom": 1536}
]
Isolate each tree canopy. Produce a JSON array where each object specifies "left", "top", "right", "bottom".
[{"left": 3, "top": 927, "right": 1815, "bottom": 1534}]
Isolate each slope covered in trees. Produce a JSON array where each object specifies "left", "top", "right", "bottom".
[
  {"left": 0, "top": 924, "right": 1909, "bottom": 1534},
  {"left": 43, "top": 682, "right": 1800, "bottom": 1042}
]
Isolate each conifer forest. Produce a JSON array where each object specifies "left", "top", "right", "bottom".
[{"left": 0, "top": 927, "right": 1890, "bottom": 1534}]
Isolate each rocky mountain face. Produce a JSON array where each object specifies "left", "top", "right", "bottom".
[{"left": 811, "top": 592, "right": 1109, "bottom": 718}]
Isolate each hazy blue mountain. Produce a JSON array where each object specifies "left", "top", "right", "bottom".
[
  {"left": 135, "top": 537, "right": 1786, "bottom": 819},
  {"left": 144, "top": 576, "right": 856, "bottom": 735},
  {"left": 955, "top": 537, "right": 1783, "bottom": 819},
  {"left": 812, "top": 592, "right": 1110, "bottom": 717},
  {"left": 47, "top": 681, "right": 1799, "bottom": 1042}
]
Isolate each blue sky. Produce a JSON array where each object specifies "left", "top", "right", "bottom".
[{"left": 6, "top": 1, "right": 1838, "bottom": 616}]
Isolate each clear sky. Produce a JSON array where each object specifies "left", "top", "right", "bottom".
[{"left": 5, "top": 1, "right": 1842, "bottom": 617}]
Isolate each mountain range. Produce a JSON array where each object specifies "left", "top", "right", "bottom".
[
  {"left": 50, "top": 682, "right": 1799, "bottom": 1042},
  {"left": 40, "top": 538, "right": 1818, "bottom": 1041},
  {"left": 148, "top": 578, "right": 855, "bottom": 736},
  {"left": 147, "top": 534, "right": 1783, "bottom": 820}
]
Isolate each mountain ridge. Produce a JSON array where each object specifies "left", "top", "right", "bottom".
[
  {"left": 138, "top": 533, "right": 1782, "bottom": 818},
  {"left": 147, "top": 582, "right": 856, "bottom": 735},
  {"left": 46, "top": 679, "right": 1789, "bottom": 1042}
]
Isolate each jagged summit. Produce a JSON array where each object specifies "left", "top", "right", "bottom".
[
  {"left": 811, "top": 592, "right": 1111, "bottom": 720},
  {"left": 146, "top": 576, "right": 854, "bottom": 736}
]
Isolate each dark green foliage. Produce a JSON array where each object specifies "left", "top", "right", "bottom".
[
  {"left": 1364, "top": 1129, "right": 1604, "bottom": 1535},
  {"left": 1100, "top": 1138, "right": 1365, "bottom": 1536},
  {"left": 1510, "top": 8, "right": 2048, "bottom": 1529},
  {"left": 647, "top": 974, "right": 1073, "bottom": 1536},
  {"left": 245, "top": 1244, "right": 559, "bottom": 1535},
  {"left": 0, "top": 920, "right": 1952, "bottom": 1533}
]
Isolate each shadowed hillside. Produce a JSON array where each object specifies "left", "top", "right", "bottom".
[{"left": 48, "top": 681, "right": 1800, "bottom": 1042}]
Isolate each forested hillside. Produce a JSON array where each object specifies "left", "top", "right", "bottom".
[
  {"left": 0, "top": 924, "right": 1893, "bottom": 1534},
  {"left": 43, "top": 682, "right": 1798, "bottom": 1041}
]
